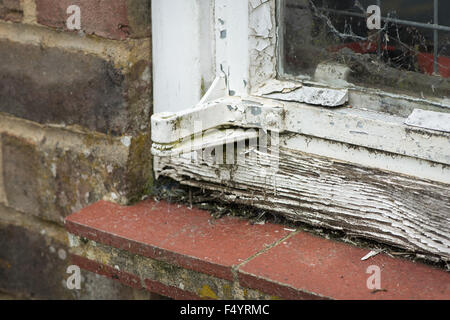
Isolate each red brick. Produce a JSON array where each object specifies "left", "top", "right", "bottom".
[
  {"left": 238, "top": 232, "right": 450, "bottom": 300},
  {"left": 66, "top": 200, "right": 450, "bottom": 299},
  {"left": 65, "top": 200, "right": 292, "bottom": 281},
  {"left": 144, "top": 279, "right": 202, "bottom": 300},
  {"left": 35, "top": 0, "right": 150, "bottom": 40},
  {"left": 69, "top": 255, "right": 204, "bottom": 299},
  {"left": 70, "top": 254, "right": 142, "bottom": 289},
  {"left": 0, "top": 0, "right": 22, "bottom": 22}
]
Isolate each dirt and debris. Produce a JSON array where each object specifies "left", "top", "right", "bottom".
[{"left": 150, "top": 177, "right": 449, "bottom": 272}]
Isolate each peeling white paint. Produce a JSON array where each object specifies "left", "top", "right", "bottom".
[
  {"left": 215, "top": 0, "right": 249, "bottom": 96},
  {"left": 405, "top": 109, "right": 450, "bottom": 133},
  {"left": 249, "top": 0, "right": 277, "bottom": 91},
  {"left": 152, "top": 0, "right": 215, "bottom": 113},
  {"left": 249, "top": 2, "right": 272, "bottom": 37},
  {"left": 68, "top": 233, "right": 80, "bottom": 248},
  {"left": 120, "top": 136, "right": 131, "bottom": 148},
  {"left": 151, "top": 97, "right": 285, "bottom": 145},
  {"left": 150, "top": 0, "right": 450, "bottom": 261},
  {"left": 155, "top": 142, "right": 450, "bottom": 260},
  {"left": 58, "top": 248, "right": 67, "bottom": 260},
  {"left": 265, "top": 86, "right": 348, "bottom": 107},
  {"left": 283, "top": 134, "right": 450, "bottom": 184},
  {"left": 254, "top": 79, "right": 303, "bottom": 95},
  {"left": 152, "top": 0, "right": 277, "bottom": 110},
  {"left": 152, "top": 95, "right": 449, "bottom": 167}
]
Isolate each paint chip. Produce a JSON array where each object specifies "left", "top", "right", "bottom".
[
  {"left": 361, "top": 250, "right": 380, "bottom": 261},
  {"left": 265, "top": 86, "right": 348, "bottom": 107},
  {"left": 121, "top": 136, "right": 132, "bottom": 147},
  {"left": 405, "top": 109, "right": 450, "bottom": 133}
]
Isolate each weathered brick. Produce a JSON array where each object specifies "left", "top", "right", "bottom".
[
  {"left": 0, "top": 137, "right": 6, "bottom": 205},
  {"left": 35, "top": 0, "right": 150, "bottom": 40},
  {"left": 0, "top": 205, "right": 157, "bottom": 299},
  {"left": 1, "top": 134, "right": 40, "bottom": 217},
  {"left": 0, "top": 39, "right": 151, "bottom": 136},
  {"left": 0, "top": 114, "right": 153, "bottom": 225},
  {"left": 0, "top": 0, "right": 154, "bottom": 301},
  {"left": 66, "top": 200, "right": 292, "bottom": 282},
  {"left": 0, "top": 0, "right": 22, "bottom": 22},
  {"left": 66, "top": 200, "right": 450, "bottom": 300},
  {"left": 0, "top": 292, "right": 16, "bottom": 300}
]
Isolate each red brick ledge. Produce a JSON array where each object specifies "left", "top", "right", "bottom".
[{"left": 65, "top": 200, "right": 450, "bottom": 300}]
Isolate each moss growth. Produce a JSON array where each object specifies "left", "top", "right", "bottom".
[
  {"left": 197, "top": 285, "right": 218, "bottom": 300},
  {"left": 126, "top": 133, "right": 154, "bottom": 204}
]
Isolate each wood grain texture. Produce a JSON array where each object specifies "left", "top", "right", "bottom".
[{"left": 155, "top": 140, "right": 450, "bottom": 261}]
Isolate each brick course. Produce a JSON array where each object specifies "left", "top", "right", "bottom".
[
  {"left": 0, "top": 0, "right": 154, "bottom": 299},
  {"left": 0, "top": 0, "right": 153, "bottom": 298},
  {"left": 0, "top": 0, "right": 22, "bottom": 22},
  {"left": 0, "top": 114, "right": 152, "bottom": 225},
  {"left": 35, "top": 0, "right": 150, "bottom": 40},
  {"left": 0, "top": 204, "right": 157, "bottom": 299},
  {"left": 66, "top": 200, "right": 450, "bottom": 300},
  {"left": 0, "top": 39, "right": 151, "bottom": 136}
]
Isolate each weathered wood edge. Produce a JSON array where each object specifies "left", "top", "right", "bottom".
[{"left": 154, "top": 135, "right": 450, "bottom": 261}]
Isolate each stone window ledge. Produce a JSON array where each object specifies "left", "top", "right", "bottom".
[{"left": 65, "top": 200, "right": 449, "bottom": 300}]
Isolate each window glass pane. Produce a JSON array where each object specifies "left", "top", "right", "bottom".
[{"left": 282, "top": 0, "right": 450, "bottom": 102}]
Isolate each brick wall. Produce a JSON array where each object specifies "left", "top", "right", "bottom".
[{"left": 0, "top": 0, "right": 155, "bottom": 299}]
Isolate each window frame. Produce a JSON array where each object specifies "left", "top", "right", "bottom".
[
  {"left": 151, "top": 0, "right": 450, "bottom": 185},
  {"left": 276, "top": 0, "right": 450, "bottom": 113}
]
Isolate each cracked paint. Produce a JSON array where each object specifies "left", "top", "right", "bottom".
[{"left": 249, "top": 0, "right": 277, "bottom": 91}]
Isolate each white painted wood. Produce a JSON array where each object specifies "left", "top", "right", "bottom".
[
  {"left": 152, "top": 127, "right": 259, "bottom": 159},
  {"left": 198, "top": 75, "right": 228, "bottom": 105},
  {"left": 215, "top": 0, "right": 249, "bottom": 96},
  {"left": 199, "top": 0, "right": 216, "bottom": 92},
  {"left": 283, "top": 134, "right": 450, "bottom": 185},
  {"left": 152, "top": 0, "right": 215, "bottom": 113},
  {"left": 151, "top": 0, "right": 450, "bottom": 260},
  {"left": 153, "top": 108, "right": 450, "bottom": 184},
  {"left": 152, "top": 0, "right": 278, "bottom": 112},
  {"left": 265, "top": 86, "right": 348, "bottom": 106},
  {"left": 215, "top": 0, "right": 278, "bottom": 94},
  {"left": 405, "top": 109, "right": 450, "bottom": 133},
  {"left": 154, "top": 141, "right": 450, "bottom": 261},
  {"left": 151, "top": 97, "right": 285, "bottom": 144},
  {"left": 152, "top": 96, "right": 450, "bottom": 166},
  {"left": 283, "top": 100, "right": 450, "bottom": 166},
  {"left": 248, "top": 0, "right": 278, "bottom": 90}
]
